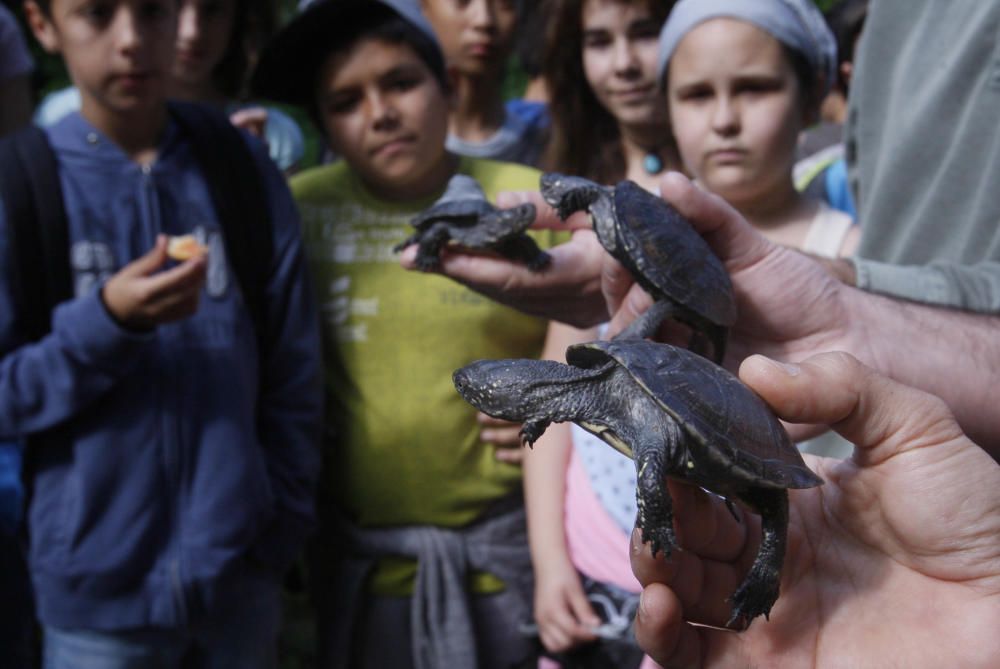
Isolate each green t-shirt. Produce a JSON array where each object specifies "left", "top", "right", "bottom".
[{"left": 292, "top": 157, "right": 562, "bottom": 593}]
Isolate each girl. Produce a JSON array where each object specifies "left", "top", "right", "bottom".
[
  {"left": 524, "top": 2, "right": 677, "bottom": 667},
  {"left": 658, "top": 0, "right": 858, "bottom": 258},
  {"left": 542, "top": 0, "right": 677, "bottom": 192}
]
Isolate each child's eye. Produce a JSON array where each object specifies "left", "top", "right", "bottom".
[
  {"left": 198, "top": 0, "right": 226, "bottom": 20},
  {"left": 583, "top": 33, "right": 612, "bottom": 50},
  {"left": 677, "top": 86, "right": 712, "bottom": 102},
  {"left": 80, "top": 2, "right": 113, "bottom": 23},
  {"left": 629, "top": 20, "right": 662, "bottom": 42},
  {"left": 387, "top": 77, "right": 420, "bottom": 93},
  {"left": 325, "top": 95, "right": 360, "bottom": 116}
]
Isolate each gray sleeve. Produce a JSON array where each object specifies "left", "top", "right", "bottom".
[{"left": 853, "top": 258, "right": 1000, "bottom": 313}]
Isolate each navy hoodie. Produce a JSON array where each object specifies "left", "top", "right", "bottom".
[{"left": 0, "top": 112, "right": 322, "bottom": 630}]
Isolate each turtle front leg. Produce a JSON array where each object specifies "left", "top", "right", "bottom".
[
  {"left": 519, "top": 418, "right": 552, "bottom": 447},
  {"left": 412, "top": 222, "right": 452, "bottom": 271},
  {"left": 634, "top": 444, "right": 677, "bottom": 558},
  {"left": 727, "top": 488, "right": 788, "bottom": 630}
]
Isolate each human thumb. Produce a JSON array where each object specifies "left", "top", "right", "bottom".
[
  {"left": 738, "top": 352, "right": 966, "bottom": 464},
  {"left": 122, "top": 234, "right": 169, "bottom": 277}
]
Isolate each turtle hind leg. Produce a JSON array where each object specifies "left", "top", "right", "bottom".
[
  {"left": 496, "top": 236, "right": 552, "bottom": 272},
  {"left": 726, "top": 488, "right": 789, "bottom": 630},
  {"left": 614, "top": 299, "right": 677, "bottom": 341}
]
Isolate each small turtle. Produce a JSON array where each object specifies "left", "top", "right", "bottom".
[
  {"left": 453, "top": 339, "right": 822, "bottom": 629},
  {"left": 541, "top": 173, "right": 735, "bottom": 362},
  {"left": 395, "top": 174, "right": 551, "bottom": 271}
]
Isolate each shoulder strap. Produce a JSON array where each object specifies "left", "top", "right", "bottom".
[
  {"left": 0, "top": 126, "right": 73, "bottom": 342},
  {"left": 168, "top": 101, "right": 273, "bottom": 347}
]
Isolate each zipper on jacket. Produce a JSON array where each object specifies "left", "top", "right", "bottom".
[{"left": 140, "top": 163, "right": 191, "bottom": 625}]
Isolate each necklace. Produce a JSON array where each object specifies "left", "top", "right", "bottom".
[{"left": 643, "top": 151, "right": 664, "bottom": 175}]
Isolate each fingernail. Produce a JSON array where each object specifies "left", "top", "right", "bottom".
[
  {"left": 763, "top": 357, "right": 800, "bottom": 376},
  {"left": 630, "top": 527, "right": 644, "bottom": 554}
]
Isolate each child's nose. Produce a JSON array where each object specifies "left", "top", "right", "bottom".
[{"left": 711, "top": 98, "right": 740, "bottom": 135}]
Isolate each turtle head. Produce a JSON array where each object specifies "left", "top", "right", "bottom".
[
  {"left": 540, "top": 173, "right": 606, "bottom": 221},
  {"left": 453, "top": 358, "right": 559, "bottom": 422}
]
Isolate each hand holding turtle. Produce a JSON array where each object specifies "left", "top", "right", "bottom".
[{"left": 630, "top": 352, "right": 1000, "bottom": 669}]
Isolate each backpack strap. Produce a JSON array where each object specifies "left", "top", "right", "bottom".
[
  {"left": 168, "top": 101, "right": 274, "bottom": 350},
  {"left": 0, "top": 126, "right": 73, "bottom": 342}
]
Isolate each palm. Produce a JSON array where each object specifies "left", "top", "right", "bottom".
[{"left": 632, "top": 353, "right": 1000, "bottom": 668}]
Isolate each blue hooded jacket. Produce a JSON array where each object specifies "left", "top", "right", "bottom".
[{"left": 0, "top": 112, "right": 322, "bottom": 630}]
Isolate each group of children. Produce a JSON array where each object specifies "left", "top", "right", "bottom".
[{"left": 0, "top": 0, "right": 861, "bottom": 667}]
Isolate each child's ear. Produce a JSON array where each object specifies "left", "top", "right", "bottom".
[{"left": 24, "top": 0, "right": 61, "bottom": 54}]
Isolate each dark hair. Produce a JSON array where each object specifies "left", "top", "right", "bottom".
[
  {"left": 542, "top": 0, "right": 674, "bottom": 183},
  {"left": 305, "top": 11, "right": 449, "bottom": 130},
  {"left": 824, "top": 0, "right": 868, "bottom": 94},
  {"left": 781, "top": 43, "right": 822, "bottom": 121},
  {"left": 213, "top": 0, "right": 255, "bottom": 99},
  {"left": 512, "top": 0, "right": 551, "bottom": 78}
]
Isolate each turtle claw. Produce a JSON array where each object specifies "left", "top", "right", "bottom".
[
  {"left": 726, "top": 562, "right": 780, "bottom": 630},
  {"left": 640, "top": 523, "right": 677, "bottom": 559},
  {"left": 520, "top": 420, "right": 550, "bottom": 447}
]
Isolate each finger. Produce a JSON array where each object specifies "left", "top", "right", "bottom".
[
  {"left": 633, "top": 583, "right": 701, "bottom": 668},
  {"left": 121, "top": 235, "right": 169, "bottom": 277},
  {"left": 495, "top": 190, "right": 593, "bottom": 231},
  {"left": 493, "top": 447, "right": 524, "bottom": 465},
  {"left": 599, "top": 253, "right": 634, "bottom": 319},
  {"left": 476, "top": 412, "right": 518, "bottom": 428},
  {"left": 629, "top": 527, "right": 751, "bottom": 629},
  {"left": 565, "top": 588, "right": 601, "bottom": 630},
  {"left": 143, "top": 255, "right": 208, "bottom": 300},
  {"left": 739, "top": 352, "right": 966, "bottom": 464},
  {"left": 481, "top": 425, "right": 522, "bottom": 447},
  {"left": 635, "top": 584, "right": 750, "bottom": 669},
  {"left": 606, "top": 284, "right": 653, "bottom": 338}
]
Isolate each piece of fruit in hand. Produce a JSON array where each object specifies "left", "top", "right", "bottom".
[{"left": 167, "top": 235, "right": 208, "bottom": 261}]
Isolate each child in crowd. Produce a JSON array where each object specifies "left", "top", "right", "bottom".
[
  {"left": 542, "top": 0, "right": 677, "bottom": 192},
  {"left": 659, "top": 0, "right": 857, "bottom": 458},
  {"left": 250, "top": 1, "right": 565, "bottom": 667},
  {"left": 525, "top": 1, "right": 676, "bottom": 667},
  {"left": 659, "top": 0, "right": 858, "bottom": 259},
  {"left": 2, "top": 0, "right": 322, "bottom": 665},
  {"left": 420, "top": 0, "right": 548, "bottom": 167},
  {"left": 33, "top": 0, "right": 305, "bottom": 172}
]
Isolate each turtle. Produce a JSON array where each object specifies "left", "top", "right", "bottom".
[
  {"left": 452, "top": 339, "right": 823, "bottom": 629},
  {"left": 540, "top": 173, "right": 735, "bottom": 363},
  {"left": 394, "top": 174, "right": 551, "bottom": 272}
]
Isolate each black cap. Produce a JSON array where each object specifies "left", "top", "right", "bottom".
[{"left": 251, "top": 0, "right": 444, "bottom": 107}]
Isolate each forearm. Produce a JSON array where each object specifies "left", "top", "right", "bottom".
[
  {"left": 0, "top": 289, "right": 152, "bottom": 438},
  {"left": 524, "top": 421, "right": 574, "bottom": 572},
  {"left": 849, "top": 289, "right": 1000, "bottom": 452}
]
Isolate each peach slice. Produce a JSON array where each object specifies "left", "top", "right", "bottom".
[{"left": 166, "top": 235, "right": 208, "bottom": 261}]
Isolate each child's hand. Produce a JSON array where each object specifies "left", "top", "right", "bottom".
[
  {"left": 533, "top": 559, "right": 601, "bottom": 653},
  {"left": 229, "top": 107, "right": 269, "bottom": 139},
  {"left": 477, "top": 412, "right": 526, "bottom": 464},
  {"left": 101, "top": 235, "right": 207, "bottom": 330}
]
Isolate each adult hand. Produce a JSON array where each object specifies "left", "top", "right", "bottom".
[
  {"left": 399, "top": 192, "right": 614, "bottom": 328},
  {"left": 229, "top": 106, "right": 269, "bottom": 139},
  {"left": 607, "top": 174, "right": 866, "bottom": 369},
  {"left": 101, "top": 235, "right": 207, "bottom": 330},
  {"left": 630, "top": 352, "right": 1000, "bottom": 668}
]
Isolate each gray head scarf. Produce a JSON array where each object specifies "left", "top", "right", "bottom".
[{"left": 657, "top": 0, "right": 837, "bottom": 96}]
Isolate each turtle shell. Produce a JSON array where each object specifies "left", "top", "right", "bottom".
[
  {"left": 567, "top": 339, "right": 821, "bottom": 489},
  {"left": 611, "top": 180, "right": 736, "bottom": 328},
  {"left": 410, "top": 199, "right": 496, "bottom": 230}
]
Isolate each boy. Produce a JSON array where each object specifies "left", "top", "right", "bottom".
[
  {"left": 420, "top": 0, "right": 548, "bottom": 167},
  {"left": 1, "top": 0, "right": 322, "bottom": 666},
  {"left": 251, "top": 1, "right": 563, "bottom": 666}
]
